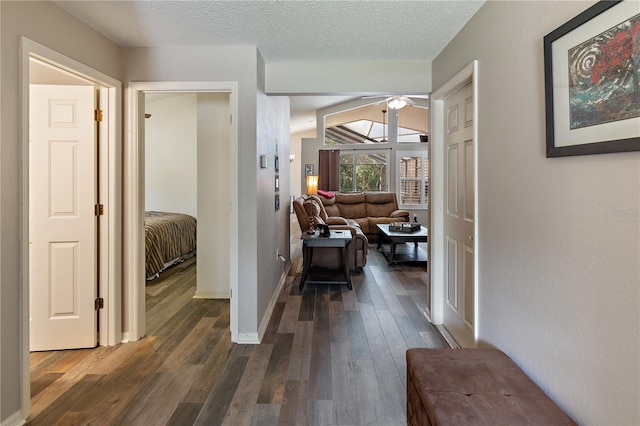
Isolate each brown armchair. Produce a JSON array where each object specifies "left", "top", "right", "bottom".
[{"left": 293, "top": 195, "right": 368, "bottom": 270}]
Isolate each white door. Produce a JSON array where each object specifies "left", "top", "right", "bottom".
[
  {"left": 29, "top": 84, "right": 97, "bottom": 351},
  {"left": 442, "top": 82, "right": 475, "bottom": 348}
]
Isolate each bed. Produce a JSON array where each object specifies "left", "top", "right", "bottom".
[{"left": 145, "top": 211, "right": 197, "bottom": 280}]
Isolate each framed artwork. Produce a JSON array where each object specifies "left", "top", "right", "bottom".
[
  {"left": 544, "top": 0, "right": 640, "bottom": 157},
  {"left": 305, "top": 164, "right": 314, "bottom": 176}
]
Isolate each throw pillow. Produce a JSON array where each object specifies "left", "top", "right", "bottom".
[{"left": 317, "top": 189, "right": 335, "bottom": 199}]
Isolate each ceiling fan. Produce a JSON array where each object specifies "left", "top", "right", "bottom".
[{"left": 362, "top": 94, "right": 429, "bottom": 110}]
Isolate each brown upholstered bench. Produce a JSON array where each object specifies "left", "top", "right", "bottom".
[{"left": 406, "top": 348, "right": 577, "bottom": 425}]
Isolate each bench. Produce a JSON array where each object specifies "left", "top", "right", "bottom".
[{"left": 406, "top": 348, "right": 577, "bottom": 425}]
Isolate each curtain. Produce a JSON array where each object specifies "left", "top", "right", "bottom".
[{"left": 318, "top": 149, "right": 340, "bottom": 191}]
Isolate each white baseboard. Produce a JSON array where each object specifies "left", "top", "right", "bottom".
[
  {"left": 193, "top": 291, "right": 230, "bottom": 299},
  {"left": 2, "top": 410, "right": 25, "bottom": 426},
  {"left": 236, "top": 333, "right": 260, "bottom": 344},
  {"left": 435, "top": 324, "right": 461, "bottom": 349},
  {"left": 256, "top": 265, "right": 290, "bottom": 343}
]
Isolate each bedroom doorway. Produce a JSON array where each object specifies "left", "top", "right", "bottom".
[
  {"left": 143, "top": 92, "right": 230, "bottom": 295},
  {"left": 126, "top": 82, "right": 239, "bottom": 343},
  {"left": 21, "top": 38, "right": 122, "bottom": 416}
]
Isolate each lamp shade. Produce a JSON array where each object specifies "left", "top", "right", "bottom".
[{"left": 306, "top": 175, "right": 318, "bottom": 195}]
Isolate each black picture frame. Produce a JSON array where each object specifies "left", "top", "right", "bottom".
[{"left": 543, "top": 0, "right": 640, "bottom": 157}]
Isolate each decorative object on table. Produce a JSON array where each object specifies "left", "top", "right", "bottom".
[
  {"left": 544, "top": 1, "right": 640, "bottom": 157},
  {"left": 305, "top": 163, "right": 314, "bottom": 176},
  {"left": 317, "top": 223, "right": 331, "bottom": 237},
  {"left": 306, "top": 175, "right": 318, "bottom": 195},
  {"left": 389, "top": 222, "right": 421, "bottom": 233}
]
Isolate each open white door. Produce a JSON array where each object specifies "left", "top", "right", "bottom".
[
  {"left": 29, "top": 84, "right": 97, "bottom": 351},
  {"left": 442, "top": 82, "right": 476, "bottom": 348}
]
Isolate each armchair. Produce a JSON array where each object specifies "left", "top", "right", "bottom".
[{"left": 293, "top": 195, "right": 368, "bottom": 270}]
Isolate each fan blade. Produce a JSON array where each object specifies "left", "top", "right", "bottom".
[
  {"left": 361, "top": 95, "right": 392, "bottom": 100},
  {"left": 401, "top": 96, "right": 417, "bottom": 105}
]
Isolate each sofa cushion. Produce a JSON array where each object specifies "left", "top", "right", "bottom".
[
  {"left": 319, "top": 195, "right": 341, "bottom": 217},
  {"left": 335, "top": 193, "right": 366, "bottom": 219},
  {"left": 366, "top": 192, "right": 400, "bottom": 217},
  {"left": 352, "top": 218, "right": 369, "bottom": 235}
]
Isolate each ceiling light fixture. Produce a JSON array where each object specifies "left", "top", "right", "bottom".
[{"left": 387, "top": 96, "right": 407, "bottom": 110}]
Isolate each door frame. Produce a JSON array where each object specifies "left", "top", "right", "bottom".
[
  {"left": 20, "top": 37, "right": 122, "bottom": 417},
  {"left": 125, "top": 81, "right": 239, "bottom": 342},
  {"left": 430, "top": 60, "right": 479, "bottom": 345}
]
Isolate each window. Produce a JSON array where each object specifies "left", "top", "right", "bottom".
[
  {"left": 397, "top": 151, "right": 428, "bottom": 209},
  {"left": 339, "top": 151, "right": 388, "bottom": 192}
]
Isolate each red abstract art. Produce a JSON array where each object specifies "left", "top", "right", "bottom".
[{"left": 569, "top": 13, "right": 640, "bottom": 129}]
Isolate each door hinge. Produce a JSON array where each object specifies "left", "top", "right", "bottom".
[
  {"left": 95, "top": 109, "right": 103, "bottom": 122},
  {"left": 95, "top": 204, "right": 104, "bottom": 216},
  {"left": 95, "top": 297, "right": 104, "bottom": 310}
]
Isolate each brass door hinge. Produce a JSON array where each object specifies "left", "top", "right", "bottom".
[
  {"left": 95, "top": 109, "right": 103, "bottom": 122},
  {"left": 95, "top": 204, "right": 104, "bottom": 216},
  {"left": 95, "top": 298, "right": 104, "bottom": 310}
]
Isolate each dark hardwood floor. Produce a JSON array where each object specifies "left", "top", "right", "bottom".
[{"left": 28, "top": 244, "right": 447, "bottom": 425}]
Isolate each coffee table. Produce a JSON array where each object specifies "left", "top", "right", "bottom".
[
  {"left": 376, "top": 224, "right": 428, "bottom": 266},
  {"left": 300, "top": 229, "right": 353, "bottom": 290}
]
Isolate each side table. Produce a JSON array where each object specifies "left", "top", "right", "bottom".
[{"left": 300, "top": 230, "right": 353, "bottom": 290}]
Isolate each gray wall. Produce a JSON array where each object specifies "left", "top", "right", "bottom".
[
  {"left": 433, "top": 1, "right": 639, "bottom": 424},
  {"left": 0, "top": 1, "right": 123, "bottom": 421},
  {"left": 122, "top": 45, "right": 264, "bottom": 338}
]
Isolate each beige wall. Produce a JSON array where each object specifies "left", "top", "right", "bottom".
[
  {"left": 122, "top": 45, "right": 264, "bottom": 339},
  {"left": 0, "top": 1, "right": 123, "bottom": 421},
  {"left": 145, "top": 93, "right": 198, "bottom": 217},
  {"left": 290, "top": 129, "right": 316, "bottom": 198},
  {"left": 197, "top": 92, "right": 232, "bottom": 299},
  {"left": 433, "top": 1, "right": 639, "bottom": 424}
]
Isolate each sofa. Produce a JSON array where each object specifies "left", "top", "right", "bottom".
[
  {"left": 293, "top": 195, "right": 368, "bottom": 270},
  {"left": 316, "top": 192, "right": 410, "bottom": 242}
]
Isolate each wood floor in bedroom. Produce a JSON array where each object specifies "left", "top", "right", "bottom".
[{"left": 27, "top": 246, "right": 447, "bottom": 425}]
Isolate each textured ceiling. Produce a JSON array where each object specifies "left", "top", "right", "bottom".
[
  {"left": 52, "top": 0, "right": 485, "bottom": 132},
  {"left": 53, "top": 0, "right": 484, "bottom": 61}
]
